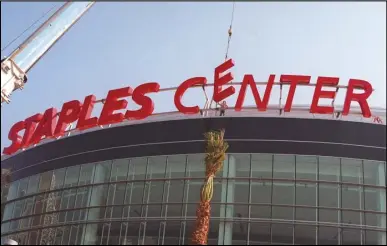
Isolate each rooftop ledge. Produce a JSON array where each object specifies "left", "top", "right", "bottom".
[{"left": 1, "top": 104, "right": 386, "bottom": 161}]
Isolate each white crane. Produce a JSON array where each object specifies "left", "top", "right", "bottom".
[{"left": 1, "top": 2, "right": 95, "bottom": 105}]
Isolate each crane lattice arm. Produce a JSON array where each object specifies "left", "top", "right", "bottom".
[{"left": 1, "top": 2, "right": 95, "bottom": 106}]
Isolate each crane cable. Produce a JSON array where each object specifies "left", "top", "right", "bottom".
[
  {"left": 224, "top": 1, "right": 236, "bottom": 61},
  {"left": 209, "top": 2, "right": 236, "bottom": 110},
  {"left": 1, "top": 4, "right": 57, "bottom": 53}
]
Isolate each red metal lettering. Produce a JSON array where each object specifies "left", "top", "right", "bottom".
[
  {"left": 125, "top": 82, "right": 160, "bottom": 120},
  {"left": 174, "top": 77, "right": 207, "bottom": 114},
  {"left": 235, "top": 74, "right": 275, "bottom": 111},
  {"left": 76, "top": 95, "right": 98, "bottom": 130},
  {"left": 280, "top": 75, "right": 311, "bottom": 112},
  {"left": 342, "top": 79, "right": 373, "bottom": 118},
  {"left": 310, "top": 77, "right": 339, "bottom": 114},
  {"left": 54, "top": 100, "right": 82, "bottom": 137},
  {"left": 98, "top": 87, "right": 132, "bottom": 126},
  {"left": 213, "top": 59, "right": 235, "bottom": 103},
  {"left": 21, "top": 113, "right": 43, "bottom": 148},
  {"left": 30, "top": 108, "right": 58, "bottom": 145},
  {"left": 3, "top": 121, "right": 26, "bottom": 155}
]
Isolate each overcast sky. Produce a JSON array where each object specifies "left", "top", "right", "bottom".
[{"left": 1, "top": 1, "right": 386, "bottom": 151}]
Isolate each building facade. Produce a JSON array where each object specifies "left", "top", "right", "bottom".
[{"left": 1, "top": 110, "right": 386, "bottom": 245}]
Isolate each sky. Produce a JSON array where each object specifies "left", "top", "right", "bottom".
[{"left": 1, "top": 1, "right": 386, "bottom": 151}]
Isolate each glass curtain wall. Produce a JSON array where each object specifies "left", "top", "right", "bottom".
[{"left": 1, "top": 154, "right": 386, "bottom": 245}]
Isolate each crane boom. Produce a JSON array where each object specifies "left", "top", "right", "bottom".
[{"left": 1, "top": 2, "right": 95, "bottom": 105}]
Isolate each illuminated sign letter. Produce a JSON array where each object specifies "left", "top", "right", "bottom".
[
  {"left": 30, "top": 108, "right": 58, "bottom": 145},
  {"left": 280, "top": 75, "right": 311, "bottom": 112},
  {"left": 54, "top": 100, "right": 82, "bottom": 137},
  {"left": 342, "top": 79, "right": 373, "bottom": 118},
  {"left": 126, "top": 82, "right": 160, "bottom": 120},
  {"left": 98, "top": 87, "right": 132, "bottom": 126},
  {"left": 77, "top": 95, "right": 98, "bottom": 130},
  {"left": 21, "top": 113, "right": 43, "bottom": 148},
  {"left": 213, "top": 59, "right": 235, "bottom": 103},
  {"left": 310, "top": 76, "right": 339, "bottom": 114},
  {"left": 3, "top": 121, "right": 26, "bottom": 155},
  {"left": 174, "top": 77, "right": 207, "bottom": 114},
  {"left": 235, "top": 74, "right": 275, "bottom": 111}
]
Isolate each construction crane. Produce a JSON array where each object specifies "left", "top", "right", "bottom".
[
  {"left": 1, "top": 2, "right": 95, "bottom": 244},
  {"left": 1, "top": 2, "right": 95, "bottom": 105}
]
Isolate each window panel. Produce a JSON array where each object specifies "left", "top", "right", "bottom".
[
  {"left": 342, "top": 228, "right": 362, "bottom": 245},
  {"left": 318, "top": 226, "right": 339, "bottom": 245},
  {"left": 273, "top": 154, "right": 295, "bottom": 179},
  {"left": 165, "top": 221, "right": 182, "bottom": 245},
  {"left": 342, "top": 185, "right": 362, "bottom": 210},
  {"left": 148, "top": 181, "right": 164, "bottom": 203},
  {"left": 3, "top": 202, "right": 15, "bottom": 221},
  {"left": 365, "top": 230, "right": 387, "bottom": 245},
  {"left": 111, "top": 159, "right": 129, "bottom": 181},
  {"left": 296, "top": 155, "right": 317, "bottom": 181},
  {"left": 342, "top": 210, "right": 361, "bottom": 225},
  {"left": 64, "top": 166, "right": 80, "bottom": 187},
  {"left": 271, "top": 223, "right": 293, "bottom": 244},
  {"left": 130, "top": 182, "right": 145, "bottom": 204},
  {"left": 7, "top": 180, "right": 19, "bottom": 201},
  {"left": 296, "top": 207, "right": 316, "bottom": 222},
  {"left": 94, "top": 161, "right": 112, "bottom": 184},
  {"left": 147, "top": 156, "right": 166, "bottom": 179},
  {"left": 272, "top": 182, "right": 294, "bottom": 205},
  {"left": 364, "top": 187, "right": 386, "bottom": 212},
  {"left": 27, "top": 230, "right": 40, "bottom": 245},
  {"left": 107, "top": 222, "right": 121, "bottom": 245},
  {"left": 251, "top": 153, "right": 273, "bottom": 179},
  {"left": 1, "top": 222, "right": 10, "bottom": 233},
  {"left": 272, "top": 206, "right": 293, "bottom": 221},
  {"left": 234, "top": 205, "right": 249, "bottom": 219},
  {"left": 27, "top": 174, "right": 40, "bottom": 195},
  {"left": 235, "top": 154, "right": 250, "bottom": 178},
  {"left": 186, "top": 180, "right": 200, "bottom": 203},
  {"left": 187, "top": 154, "right": 205, "bottom": 178},
  {"left": 167, "top": 155, "right": 187, "bottom": 178},
  {"left": 131, "top": 157, "right": 147, "bottom": 180},
  {"left": 319, "top": 183, "right": 339, "bottom": 208},
  {"left": 52, "top": 168, "right": 66, "bottom": 190},
  {"left": 234, "top": 182, "right": 249, "bottom": 203},
  {"left": 79, "top": 163, "right": 95, "bottom": 185},
  {"left": 363, "top": 160, "right": 386, "bottom": 186},
  {"left": 251, "top": 182, "right": 271, "bottom": 204},
  {"left": 365, "top": 212, "right": 386, "bottom": 228},
  {"left": 319, "top": 156, "right": 340, "bottom": 182},
  {"left": 296, "top": 182, "right": 317, "bottom": 206},
  {"left": 249, "top": 223, "right": 271, "bottom": 245},
  {"left": 146, "top": 204, "right": 162, "bottom": 218},
  {"left": 341, "top": 158, "right": 363, "bottom": 184},
  {"left": 232, "top": 222, "right": 248, "bottom": 245},
  {"left": 17, "top": 178, "right": 29, "bottom": 198},
  {"left": 319, "top": 209, "right": 339, "bottom": 223},
  {"left": 39, "top": 171, "right": 53, "bottom": 192},
  {"left": 294, "top": 225, "right": 316, "bottom": 245},
  {"left": 250, "top": 205, "right": 271, "bottom": 219}
]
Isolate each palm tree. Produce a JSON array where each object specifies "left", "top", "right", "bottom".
[{"left": 191, "top": 129, "right": 228, "bottom": 245}]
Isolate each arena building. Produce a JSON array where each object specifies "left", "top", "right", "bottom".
[{"left": 1, "top": 71, "right": 386, "bottom": 245}]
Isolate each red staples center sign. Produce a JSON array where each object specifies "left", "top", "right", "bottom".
[{"left": 4, "top": 59, "right": 374, "bottom": 155}]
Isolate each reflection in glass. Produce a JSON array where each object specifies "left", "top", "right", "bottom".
[
  {"left": 319, "top": 156, "right": 340, "bottom": 182},
  {"left": 1, "top": 153, "right": 386, "bottom": 245}
]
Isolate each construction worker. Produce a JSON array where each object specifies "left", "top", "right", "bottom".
[{"left": 219, "top": 100, "right": 228, "bottom": 116}]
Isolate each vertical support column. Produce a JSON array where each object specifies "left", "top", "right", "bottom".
[
  {"left": 338, "top": 158, "right": 342, "bottom": 245},
  {"left": 82, "top": 163, "right": 110, "bottom": 245},
  {"left": 316, "top": 157, "right": 319, "bottom": 245},
  {"left": 377, "top": 163, "right": 386, "bottom": 245},
  {"left": 218, "top": 154, "right": 236, "bottom": 245}
]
